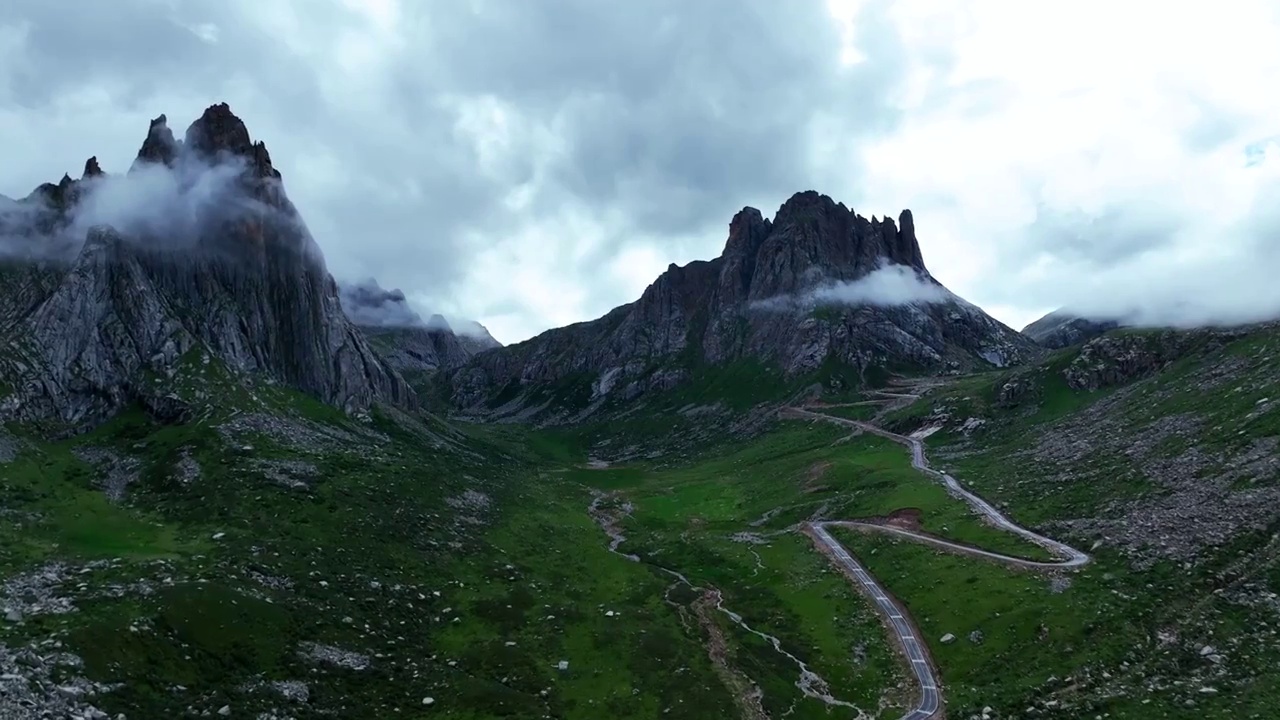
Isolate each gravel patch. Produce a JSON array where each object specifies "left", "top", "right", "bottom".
[{"left": 71, "top": 446, "right": 139, "bottom": 502}]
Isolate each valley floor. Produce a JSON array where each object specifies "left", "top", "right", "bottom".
[{"left": 4, "top": 329, "right": 1280, "bottom": 719}]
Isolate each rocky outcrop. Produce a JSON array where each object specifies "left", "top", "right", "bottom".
[
  {"left": 1022, "top": 310, "right": 1120, "bottom": 349},
  {"left": 0, "top": 104, "right": 414, "bottom": 428},
  {"left": 451, "top": 191, "right": 1038, "bottom": 414},
  {"left": 1061, "top": 328, "right": 1247, "bottom": 391}
]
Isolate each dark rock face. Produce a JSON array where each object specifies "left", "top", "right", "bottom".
[
  {"left": 363, "top": 324, "right": 499, "bottom": 375},
  {"left": 0, "top": 104, "right": 414, "bottom": 428},
  {"left": 338, "top": 278, "right": 500, "bottom": 375},
  {"left": 451, "top": 191, "right": 1038, "bottom": 414},
  {"left": 132, "top": 114, "right": 180, "bottom": 169},
  {"left": 1061, "top": 329, "right": 1238, "bottom": 391},
  {"left": 1023, "top": 310, "right": 1121, "bottom": 349}
]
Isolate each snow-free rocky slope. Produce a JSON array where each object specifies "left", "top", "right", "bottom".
[
  {"left": 1022, "top": 309, "right": 1121, "bottom": 349},
  {"left": 450, "top": 191, "right": 1038, "bottom": 416},
  {"left": 339, "top": 278, "right": 501, "bottom": 376},
  {"left": 0, "top": 104, "right": 414, "bottom": 431}
]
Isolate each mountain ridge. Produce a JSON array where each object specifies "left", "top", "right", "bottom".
[
  {"left": 1022, "top": 309, "right": 1123, "bottom": 349},
  {"left": 448, "top": 191, "right": 1038, "bottom": 419},
  {"left": 339, "top": 277, "right": 501, "bottom": 376}
]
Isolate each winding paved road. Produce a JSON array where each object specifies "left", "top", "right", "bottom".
[{"left": 791, "top": 407, "right": 1091, "bottom": 719}]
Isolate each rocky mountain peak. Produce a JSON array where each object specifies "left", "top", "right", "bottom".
[
  {"left": 182, "top": 103, "right": 280, "bottom": 181},
  {"left": 339, "top": 278, "right": 422, "bottom": 328},
  {"left": 0, "top": 104, "right": 415, "bottom": 427},
  {"left": 133, "top": 114, "right": 179, "bottom": 169},
  {"left": 740, "top": 191, "right": 928, "bottom": 302},
  {"left": 425, "top": 314, "right": 453, "bottom": 334},
  {"left": 1023, "top": 310, "right": 1121, "bottom": 349},
  {"left": 340, "top": 279, "right": 502, "bottom": 376},
  {"left": 773, "top": 190, "right": 847, "bottom": 223},
  {"left": 896, "top": 208, "right": 924, "bottom": 270},
  {"left": 82, "top": 156, "right": 103, "bottom": 179},
  {"left": 450, "top": 191, "right": 1037, "bottom": 417},
  {"left": 722, "top": 206, "right": 771, "bottom": 256},
  {"left": 184, "top": 103, "right": 252, "bottom": 156}
]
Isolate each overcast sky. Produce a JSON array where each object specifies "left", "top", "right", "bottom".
[{"left": 3, "top": 1, "right": 1280, "bottom": 344}]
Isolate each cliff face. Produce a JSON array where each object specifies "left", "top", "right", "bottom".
[
  {"left": 450, "top": 191, "right": 1037, "bottom": 414},
  {"left": 0, "top": 104, "right": 414, "bottom": 428}
]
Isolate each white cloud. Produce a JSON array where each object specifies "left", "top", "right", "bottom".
[
  {"left": 5, "top": 0, "right": 1280, "bottom": 342},
  {"left": 841, "top": 0, "right": 1280, "bottom": 330},
  {"left": 753, "top": 264, "right": 949, "bottom": 313},
  {"left": 812, "top": 265, "right": 949, "bottom": 306}
]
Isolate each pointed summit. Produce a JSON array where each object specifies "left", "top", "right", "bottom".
[
  {"left": 82, "top": 156, "right": 103, "bottom": 179},
  {"left": 894, "top": 209, "right": 926, "bottom": 271},
  {"left": 132, "top": 114, "right": 179, "bottom": 169},
  {"left": 184, "top": 103, "right": 252, "bottom": 157},
  {"left": 184, "top": 103, "right": 281, "bottom": 181},
  {"left": 425, "top": 314, "right": 454, "bottom": 334}
]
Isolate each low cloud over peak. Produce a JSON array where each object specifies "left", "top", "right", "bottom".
[
  {"left": 753, "top": 264, "right": 951, "bottom": 313},
  {"left": 812, "top": 265, "right": 950, "bottom": 307},
  {"left": 0, "top": 109, "right": 304, "bottom": 265},
  {"left": 337, "top": 277, "right": 499, "bottom": 341}
]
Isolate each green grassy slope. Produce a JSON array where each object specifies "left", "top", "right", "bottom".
[
  {"left": 0, "top": 361, "right": 1048, "bottom": 719},
  {"left": 6, "top": 322, "right": 1280, "bottom": 719},
  {"left": 855, "top": 323, "right": 1280, "bottom": 718}
]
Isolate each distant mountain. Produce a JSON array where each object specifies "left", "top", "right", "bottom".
[
  {"left": 339, "top": 278, "right": 501, "bottom": 375},
  {"left": 1022, "top": 310, "right": 1121, "bottom": 349},
  {"left": 449, "top": 191, "right": 1039, "bottom": 418},
  {"left": 0, "top": 104, "right": 414, "bottom": 430}
]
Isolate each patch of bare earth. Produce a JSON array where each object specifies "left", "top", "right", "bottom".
[
  {"left": 801, "top": 461, "right": 832, "bottom": 493},
  {"left": 880, "top": 507, "right": 924, "bottom": 531}
]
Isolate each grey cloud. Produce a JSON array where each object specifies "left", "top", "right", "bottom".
[
  {"left": 1021, "top": 203, "right": 1182, "bottom": 268},
  {"left": 338, "top": 278, "right": 424, "bottom": 328},
  {"left": 0, "top": 1, "right": 318, "bottom": 112},
  {"left": 1, "top": 0, "right": 914, "bottom": 342},
  {"left": 982, "top": 162, "right": 1280, "bottom": 330}
]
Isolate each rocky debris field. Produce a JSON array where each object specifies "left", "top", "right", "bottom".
[
  {"left": 0, "top": 640, "right": 122, "bottom": 720},
  {"left": 216, "top": 412, "right": 389, "bottom": 458},
  {"left": 71, "top": 447, "right": 140, "bottom": 503},
  {"left": 921, "top": 325, "right": 1280, "bottom": 569}
]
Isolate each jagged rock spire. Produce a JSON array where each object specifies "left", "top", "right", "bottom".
[
  {"left": 132, "top": 114, "right": 179, "bottom": 169},
  {"left": 82, "top": 156, "right": 103, "bottom": 178}
]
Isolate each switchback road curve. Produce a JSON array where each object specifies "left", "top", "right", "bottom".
[{"left": 788, "top": 408, "right": 1091, "bottom": 719}]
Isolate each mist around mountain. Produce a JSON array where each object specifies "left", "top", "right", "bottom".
[
  {"left": 0, "top": 104, "right": 412, "bottom": 431},
  {"left": 339, "top": 277, "right": 501, "bottom": 376}
]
